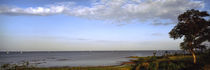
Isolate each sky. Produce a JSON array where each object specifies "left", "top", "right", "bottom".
[{"left": 0, "top": 0, "right": 209, "bottom": 51}]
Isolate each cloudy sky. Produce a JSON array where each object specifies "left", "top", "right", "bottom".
[{"left": 0, "top": 0, "right": 209, "bottom": 51}]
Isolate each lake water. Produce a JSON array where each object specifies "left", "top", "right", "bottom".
[{"left": 0, "top": 51, "right": 181, "bottom": 67}]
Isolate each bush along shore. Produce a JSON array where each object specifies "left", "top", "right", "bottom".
[
  {"left": 129, "top": 49, "right": 210, "bottom": 70},
  {"left": 1, "top": 49, "right": 210, "bottom": 70}
]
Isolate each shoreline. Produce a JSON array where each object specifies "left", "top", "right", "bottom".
[
  {"left": 2, "top": 55, "right": 210, "bottom": 70},
  {"left": 0, "top": 56, "right": 138, "bottom": 70}
]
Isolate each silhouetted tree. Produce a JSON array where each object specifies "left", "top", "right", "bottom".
[{"left": 169, "top": 9, "right": 210, "bottom": 64}]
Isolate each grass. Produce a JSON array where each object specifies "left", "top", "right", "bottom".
[{"left": 129, "top": 54, "right": 210, "bottom": 70}]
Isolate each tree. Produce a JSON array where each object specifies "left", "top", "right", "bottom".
[{"left": 169, "top": 9, "right": 210, "bottom": 64}]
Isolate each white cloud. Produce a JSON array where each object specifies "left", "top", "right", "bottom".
[
  {"left": 0, "top": 0, "right": 204, "bottom": 25},
  {"left": 0, "top": 5, "right": 68, "bottom": 16}
]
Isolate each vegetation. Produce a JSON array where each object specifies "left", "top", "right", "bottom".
[
  {"left": 132, "top": 55, "right": 196, "bottom": 70},
  {"left": 169, "top": 9, "right": 210, "bottom": 64},
  {"left": 133, "top": 49, "right": 210, "bottom": 70}
]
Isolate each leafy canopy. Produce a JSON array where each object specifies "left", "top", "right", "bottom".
[{"left": 169, "top": 9, "right": 210, "bottom": 50}]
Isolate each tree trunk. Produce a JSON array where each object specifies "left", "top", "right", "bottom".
[
  {"left": 190, "top": 50, "right": 196, "bottom": 64},
  {"left": 188, "top": 41, "right": 196, "bottom": 64}
]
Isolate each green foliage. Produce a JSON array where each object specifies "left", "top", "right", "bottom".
[
  {"left": 199, "top": 49, "right": 210, "bottom": 65},
  {"left": 148, "top": 62, "right": 158, "bottom": 70},
  {"left": 169, "top": 9, "right": 210, "bottom": 50},
  {"left": 133, "top": 55, "right": 207, "bottom": 70}
]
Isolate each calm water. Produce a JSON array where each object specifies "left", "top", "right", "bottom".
[{"left": 0, "top": 51, "right": 181, "bottom": 67}]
